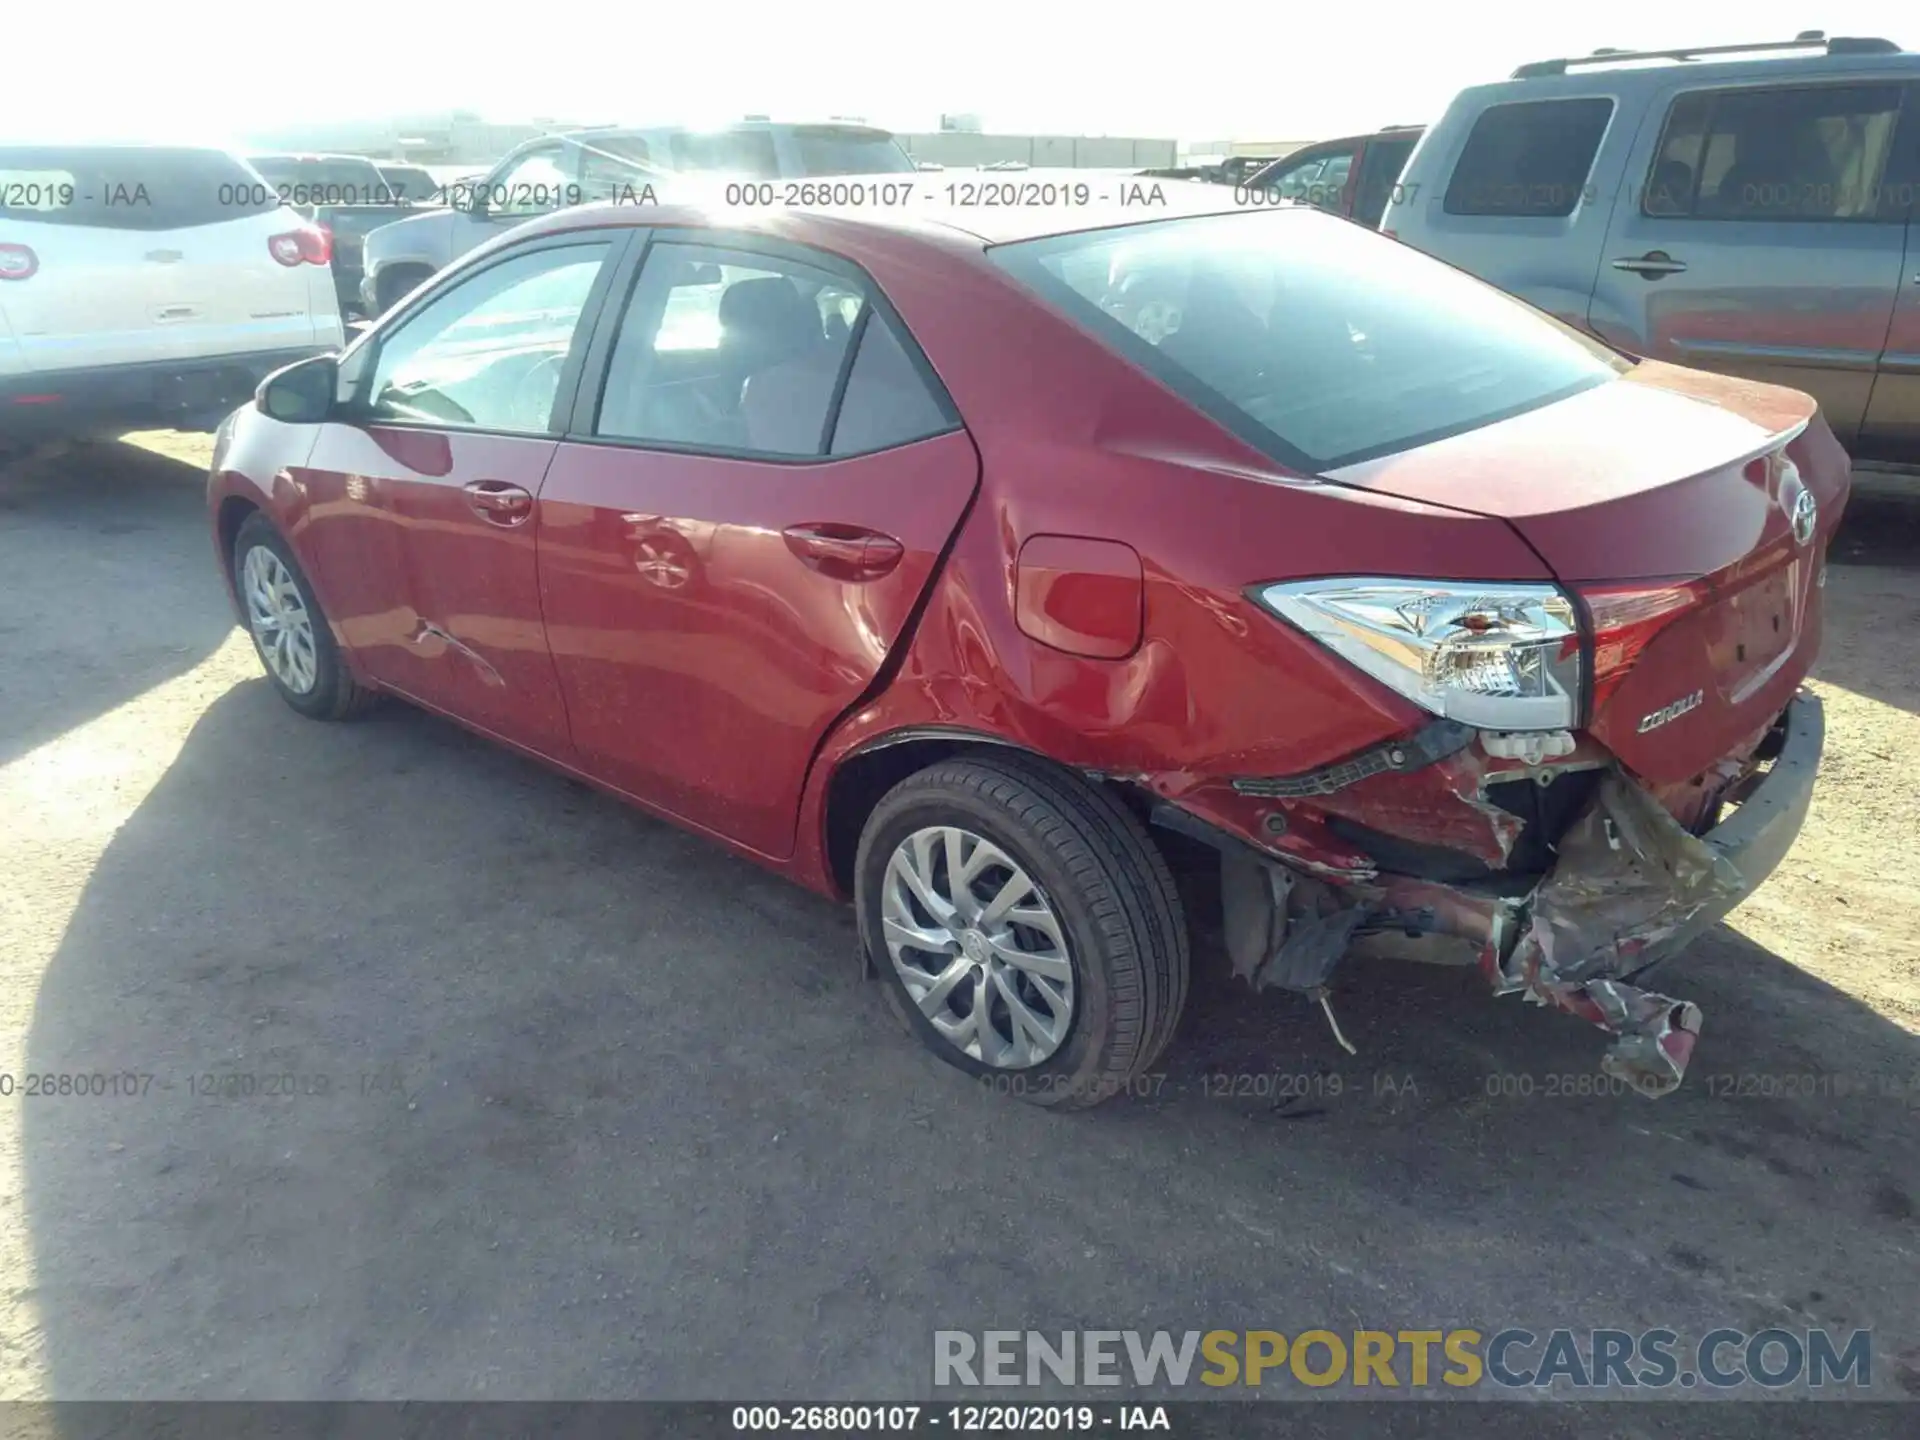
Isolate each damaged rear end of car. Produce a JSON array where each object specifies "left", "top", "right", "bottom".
[{"left": 987, "top": 206, "right": 1849, "bottom": 1096}]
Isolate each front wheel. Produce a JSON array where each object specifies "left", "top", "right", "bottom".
[
  {"left": 233, "top": 512, "right": 378, "bottom": 721},
  {"left": 855, "top": 754, "right": 1189, "bottom": 1109}
]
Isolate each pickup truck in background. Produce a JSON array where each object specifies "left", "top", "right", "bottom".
[
  {"left": 357, "top": 120, "right": 917, "bottom": 315},
  {"left": 248, "top": 152, "right": 442, "bottom": 318}
]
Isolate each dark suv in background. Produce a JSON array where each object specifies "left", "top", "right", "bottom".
[{"left": 1242, "top": 125, "right": 1425, "bottom": 227}]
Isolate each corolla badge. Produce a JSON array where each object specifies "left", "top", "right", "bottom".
[
  {"left": 1779, "top": 459, "right": 1818, "bottom": 547},
  {"left": 1638, "top": 689, "right": 1704, "bottom": 734}
]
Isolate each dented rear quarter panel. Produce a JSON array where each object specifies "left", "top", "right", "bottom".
[{"left": 792, "top": 248, "right": 1564, "bottom": 893}]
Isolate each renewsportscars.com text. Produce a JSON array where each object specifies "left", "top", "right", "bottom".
[{"left": 933, "top": 1327, "right": 1873, "bottom": 1391}]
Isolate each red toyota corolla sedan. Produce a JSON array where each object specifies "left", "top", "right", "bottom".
[{"left": 208, "top": 186, "right": 1847, "bottom": 1107}]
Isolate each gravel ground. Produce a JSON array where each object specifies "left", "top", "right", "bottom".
[{"left": 0, "top": 433, "right": 1915, "bottom": 1425}]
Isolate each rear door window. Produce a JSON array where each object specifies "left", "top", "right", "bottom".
[
  {"left": 789, "top": 127, "right": 916, "bottom": 175},
  {"left": 0, "top": 146, "right": 280, "bottom": 230},
  {"left": 1639, "top": 83, "right": 1905, "bottom": 221},
  {"left": 595, "top": 243, "right": 859, "bottom": 456},
  {"left": 992, "top": 208, "right": 1628, "bottom": 471},
  {"left": 830, "top": 314, "right": 955, "bottom": 454},
  {"left": 1353, "top": 135, "right": 1419, "bottom": 227},
  {"left": 1443, "top": 98, "right": 1614, "bottom": 216},
  {"left": 249, "top": 156, "right": 392, "bottom": 204},
  {"left": 1249, "top": 147, "right": 1357, "bottom": 210}
]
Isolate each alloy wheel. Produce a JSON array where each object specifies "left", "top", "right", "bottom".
[
  {"left": 880, "top": 825, "right": 1075, "bottom": 1068},
  {"left": 241, "top": 544, "right": 319, "bottom": 695}
]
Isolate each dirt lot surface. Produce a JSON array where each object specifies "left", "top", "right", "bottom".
[{"left": 1, "top": 433, "right": 1916, "bottom": 1423}]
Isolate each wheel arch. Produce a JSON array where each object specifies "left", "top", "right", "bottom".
[
  {"left": 215, "top": 494, "right": 263, "bottom": 616},
  {"left": 820, "top": 727, "right": 1160, "bottom": 900}
]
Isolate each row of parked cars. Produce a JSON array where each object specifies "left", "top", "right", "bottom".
[{"left": 0, "top": 121, "right": 917, "bottom": 450}]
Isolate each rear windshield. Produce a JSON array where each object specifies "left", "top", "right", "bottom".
[
  {"left": 789, "top": 127, "right": 916, "bottom": 175},
  {"left": 990, "top": 209, "right": 1628, "bottom": 471},
  {"left": 250, "top": 155, "right": 395, "bottom": 202},
  {"left": 0, "top": 146, "right": 281, "bottom": 230}
]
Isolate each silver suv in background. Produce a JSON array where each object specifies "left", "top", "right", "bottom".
[
  {"left": 358, "top": 120, "right": 917, "bottom": 316},
  {"left": 0, "top": 145, "right": 343, "bottom": 449},
  {"left": 1381, "top": 31, "right": 1920, "bottom": 463}
]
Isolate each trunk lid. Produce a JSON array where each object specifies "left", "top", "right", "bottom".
[{"left": 1325, "top": 361, "right": 1850, "bottom": 783}]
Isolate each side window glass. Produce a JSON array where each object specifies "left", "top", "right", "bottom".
[
  {"left": 1643, "top": 93, "right": 1712, "bottom": 215},
  {"left": 1652, "top": 84, "right": 1906, "bottom": 221},
  {"left": 596, "top": 244, "right": 859, "bottom": 456},
  {"left": 1314, "top": 152, "right": 1354, "bottom": 209},
  {"left": 830, "top": 314, "right": 952, "bottom": 455},
  {"left": 1444, "top": 98, "right": 1614, "bottom": 217},
  {"left": 1261, "top": 153, "right": 1326, "bottom": 199},
  {"left": 490, "top": 148, "right": 578, "bottom": 219},
  {"left": 578, "top": 139, "right": 659, "bottom": 204},
  {"left": 368, "top": 243, "right": 609, "bottom": 433},
  {"left": 1354, "top": 138, "right": 1418, "bottom": 227}
]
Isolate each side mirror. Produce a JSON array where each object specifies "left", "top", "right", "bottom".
[{"left": 256, "top": 353, "right": 340, "bottom": 424}]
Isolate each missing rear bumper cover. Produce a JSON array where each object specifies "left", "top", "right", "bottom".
[
  {"left": 1206, "top": 692, "right": 1824, "bottom": 1097},
  {"left": 1230, "top": 718, "right": 1477, "bottom": 799}
]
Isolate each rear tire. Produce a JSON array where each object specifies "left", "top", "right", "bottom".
[
  {"left": 856, "top": 753, "right": 1188, "bottom": 1109},
  {"left": 232, "top": 513, "right": 378, "bottom": 721}
]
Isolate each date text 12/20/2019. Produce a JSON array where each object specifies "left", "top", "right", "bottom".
[
  {"left": 730, "top": 1405, "right": 1172, "bottom": 1432},
  {"left": 720, "top": 180, "right": 1170, "bottom": 209}
]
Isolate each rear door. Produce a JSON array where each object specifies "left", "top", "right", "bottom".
[
  {"left": 537, "top": 234, "right": 977, "bottom": 857},
  {"left": 299, "top": 234, "right": 624, "bottom": 754},
  {"left": 1589, "top": 77, "right": 1910, "bottom": 449},
  {"left": 0, "top": 146, "right": 324, "bottom": 373},
  {"left": 1854, "top": 84, "right": 1920, "bottom": 460}
]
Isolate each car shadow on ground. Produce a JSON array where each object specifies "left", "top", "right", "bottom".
[
  {"left": 0, "top": 438, "right": 233, "bottom": 769},
  {"left": 22, "top": 684, "right": 1920, "bottom": 1407}
]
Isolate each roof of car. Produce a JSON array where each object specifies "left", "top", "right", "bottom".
[{"left": 516, "top": 171, "right": 1259, "bottom": 248}]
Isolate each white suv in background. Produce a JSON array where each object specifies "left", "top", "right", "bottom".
[{"left": 0, "top": 145, "right": 344, "bottom": 448}]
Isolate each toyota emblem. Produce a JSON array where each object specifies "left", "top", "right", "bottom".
[{"left": 1779, "top": 460, "right": 1818, "bottom": 547}]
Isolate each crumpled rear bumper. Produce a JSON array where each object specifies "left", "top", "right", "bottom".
[
  {"left": 1490, "top": 691, "right": 1823, "bottom": 1094},
  {"left": 1209, "top": 691, "right": 1824, "bottom": 1097}
]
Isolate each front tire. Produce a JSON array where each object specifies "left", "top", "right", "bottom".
[
  {"left": 233, "top": 512, "right": 377, "bottom": 721},
  {"left": 856, "top": 754, "right": 1189, "bottom": 1109}
]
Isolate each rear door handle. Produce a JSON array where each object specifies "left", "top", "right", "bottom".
[
  {"left": 782, "top": 522, "right": 905, "bottom": 581},
  {"left": 1611, "top": 251, "right": 1688, "bottom": 278},
  {"left": 463, "top": 480, "right": 534, "bottom": 526}
]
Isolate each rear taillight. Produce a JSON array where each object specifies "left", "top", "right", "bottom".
[
  {"left": 1578, "top": 581, "right": 1706, "bottom": 714},
  {"left": 268, "top": 226, "right": 332, "bottom": 267},
  {"left": 0, "top": 243, "right": 38, "bottom": 280}
]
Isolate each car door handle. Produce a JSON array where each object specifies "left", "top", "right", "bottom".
[
  {"left": 782, "top": 522, "right": 905, "bottom": 581},
  {"left": 462, "top": 480, "right": 534, "bottom": 526},
  {"left": 1611, "top": 252, "right": 1688, "bottom": 277}
]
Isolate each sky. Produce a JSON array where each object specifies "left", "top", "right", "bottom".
[{"left": 4, "top": 1, "right": 1912, "bottom": 147}]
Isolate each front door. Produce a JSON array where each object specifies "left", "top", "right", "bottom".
[
  {"left": 301, "top": 235, "right": 621, "bottom": 754},
  {"left": 537, "top": 237, "right": 979, "bottom": 857},
  {"left": 1589, "top": 78, "right": 1910, "bottom": 449}
]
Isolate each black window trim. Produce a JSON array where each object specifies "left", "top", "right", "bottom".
[
  {"left": 338, "top": 229, "right": 636, "bottom": 439},
  {"left": 1637, "top": 77, "right": 1913, "bottom": 224},
  {"left": 562, "top": 226, "right": 964, "bottom": 465},
  {"left": 1442, "top": 95, "right": 1618, "bottom": 219}
]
